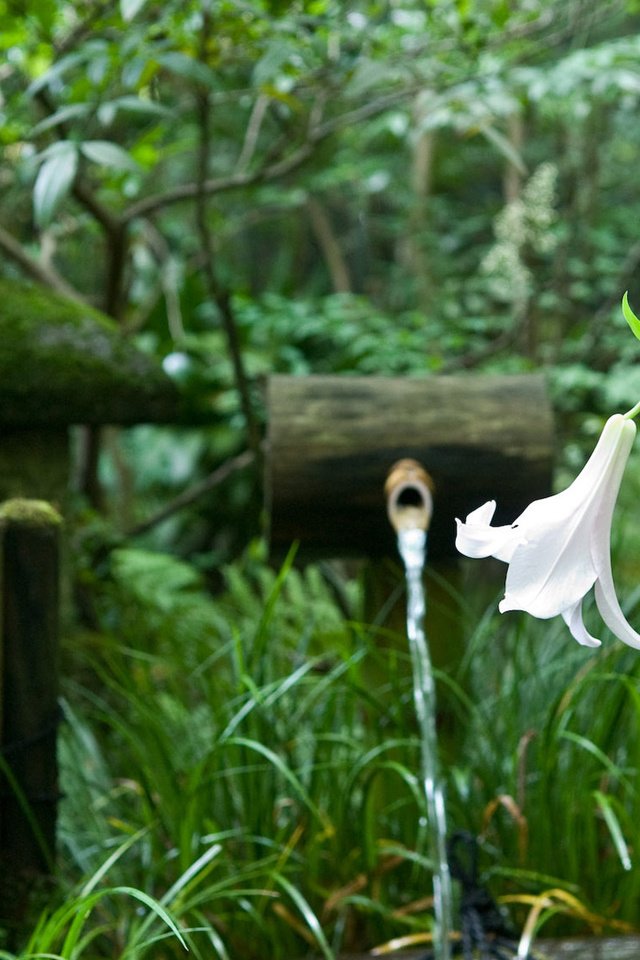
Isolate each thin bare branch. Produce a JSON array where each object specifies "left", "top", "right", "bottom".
[
  {"left": 0, "top": 222, "right": 87, "bottom": 304},
  {"left": 122, "top": 85, "right": 417, "bottom": 224},
  {"left": 54, "top": 0, "right": 119, "bottom": 55},
  {"left": 193, "top": 9, "right": 262, "bottom": 459},
  {"left": 126, "top": 448, "right": 256, "bottom": 539},
  {"left": 306, "top": 195, "right": 351, "bottom": 293},
  {"left": 237, "top": 94, "right": 271, "bottom": 173}
]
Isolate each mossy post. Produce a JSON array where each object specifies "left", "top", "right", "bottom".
[
  {"left": 0, "top": 278, "right": 181, "bottom": 511},
  {"left": 0, "top": 499, "right": 62, "bottom": 923}
]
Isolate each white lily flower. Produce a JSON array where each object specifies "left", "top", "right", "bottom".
[{"left": 455, "top": 413, "right": 640, "bottom": 649}]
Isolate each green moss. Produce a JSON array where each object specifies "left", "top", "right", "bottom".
[
  {"left": 0, "top": 498, "right": 63, "bottom": 528},
  {"left": 0, "top": 278, "right": 178, "bottom": 425}
]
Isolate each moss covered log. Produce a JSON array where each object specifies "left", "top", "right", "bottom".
[{"left": 0, "top": 279, "right": 179, "bottom": 426}]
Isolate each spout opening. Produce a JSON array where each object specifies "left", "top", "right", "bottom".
[
  {"left": 385, "top": 459, "right": 434, "bottom": 533},
  {"left": 396, "top": 487, "right": 424, "bottom": 508}
]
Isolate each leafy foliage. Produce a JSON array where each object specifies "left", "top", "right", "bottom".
[
  {"left": 4, "top": 1, "right": 640, "bottom": 955},
  {"left": 39, "top": 534, "right": 640, "bottom": 955}
]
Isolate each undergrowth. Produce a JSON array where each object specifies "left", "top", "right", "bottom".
[{"left": 3, "top": 541, "right": 640, "bottom": 957}]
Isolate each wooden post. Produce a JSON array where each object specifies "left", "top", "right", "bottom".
[{"left": 0, "top": 499, "right": 62, "bottom": 923}]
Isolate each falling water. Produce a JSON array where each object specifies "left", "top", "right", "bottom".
[
  {"left": 398, "top": 526, "right": 453, "bottom": 960},
  {"left": 386, "top": 460, "right": 453, "bottom": 960}
]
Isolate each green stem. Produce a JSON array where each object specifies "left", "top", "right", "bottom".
[{"left": 623, "top": 399, "right": 640, "bottom": 420}]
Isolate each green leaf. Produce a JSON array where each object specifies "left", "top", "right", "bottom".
[
  {"left": 33, "top": 142, "right": 78, "bottom": 227},
  {"left": 26, "top": 41, "right": 108, "bottom": 96},
  {"left": 157, "top": 52, "right": 218, "bottom": 88},
  {"left": 272, "top": 873, "right": 335, "bottom": 960},
  {"left": 622, "top": 290, "right": 640, "bottom": 340},
  {"left": 81, "top": 827, "right": 150, "bottom": 897},
  {"left": 121, "top": 0, "right": 148, "bottom": 20},
  {"left": 31, "top": 103, "right": 90, "bottom": 137},
  {"left": 26, "top": 50, "right": 87, "bottom": 96},
  {"left": 253, "top": 40, "right": 295, "bottom": 88},
  {"left": 593, "top": 790, "right": 632, "bottom": 871},
  {"left": 80, "top": 140, "right": 140, "bottom": 171},
  {"left": 223, "top": 736, "right": 327, "bottom": 826},
  {"left": 100, "top": 95, "right": 172, "bottom": 119},
  {"left": 111, "top": 887, "right": 188, "bottom": 951}
]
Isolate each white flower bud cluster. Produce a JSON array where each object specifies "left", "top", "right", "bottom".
[
  {"left": 480, "top": 162, "right": 558, "bottom": 305},
  {"left": 481, "top": 241, "right": 531, "bottom": 304},
  {"left": 522, "top": 162, "right": 558, "bottom": 254}
]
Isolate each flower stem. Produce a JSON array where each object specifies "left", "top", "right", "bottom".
[{"left": 623, "top": 399, "right": 640, "bottom": 420}]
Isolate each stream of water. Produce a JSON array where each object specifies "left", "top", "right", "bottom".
[{"left": 397, "top": 526, "right": 453, "bottom": 960}]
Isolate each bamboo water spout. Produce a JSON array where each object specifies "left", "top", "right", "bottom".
[
  {"left": 385, "top": 461, "right": 453, "bottom": 960},
  {"left": 385, "top": 459, "right": 433, "bottom": 533}
]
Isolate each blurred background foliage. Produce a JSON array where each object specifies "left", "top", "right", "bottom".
[
  {"left": 3, "top": 0, "right": 640, "bottom": 559},
  {"left": 4, "top": 0, "right": 640, "bottom": 955}
]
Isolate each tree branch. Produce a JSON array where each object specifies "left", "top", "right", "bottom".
[
  {"left": 236, "top": 94, "right": 271, "bottom": 173},
  {"left": 0, "top": 222, "right": 87, "bottom": 303},
  {"left": 193, "top": 10, "right": 262, "bottom": 459},
  {"left": 306, "top": 195, "right": 351, "bottom": 293},
  {"left": 122, "top": 86, "right": 418, "bottom": 224},
  {"left": 54, "top": 0, "right": 118, "bottom": 56},
  {"left": 125, "top": 448, "right": 256, "bottom": 539}
]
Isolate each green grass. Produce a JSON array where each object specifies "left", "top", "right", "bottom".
[{"left": 4, "top": 538, "right": 640, "bottom": 956}]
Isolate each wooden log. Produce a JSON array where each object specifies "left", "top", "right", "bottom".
[
  {"left": 330, "top": 940, "right": 640, "bottom": 960},
  {"left": 538, "top": 938, "right": 640, "bottom": 959},
  {"left": 0, "top": 499, "right": 61, "bottom": 921},
  {"left": 266, "top": 374, "right": 554, "bottom": 559}
]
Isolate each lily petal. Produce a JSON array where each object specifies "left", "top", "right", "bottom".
[
  {"left": 586, "top": 417, "right": 640, "bottom": 648},
  {"left": 561, "top": 600, "right": 601, "bottom": 648},
  {"left": 455, "top": 500, "right": 524, "bottom": 562},
  {"left": 555, "top": 414, "right": 635, "bottom": 506},
  {"left": 499, "top": 502, "right": 598, "bottom": 619},
  {"left": 594, "top": 565, "right": 640, "bottom": 650},
  {"left": 497, "top": 415, "right": 636, "bottom": 620}
]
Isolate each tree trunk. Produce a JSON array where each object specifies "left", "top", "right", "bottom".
[
  {"left": 405, "top": 99, "right": 436, "bottom": 309},
  {"left": 503, "top": 112, "right": 525, "bottom": 204},
  {"left": 306, "top": 195, "right": 352, "bottom": 293}
]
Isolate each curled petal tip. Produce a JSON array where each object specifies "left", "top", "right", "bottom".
[
  {"left": 594, "top": 576, "right": 640, "bottom": 650},
  {"left": 562, "top": 602, "right": 602, "bottom": 648}
]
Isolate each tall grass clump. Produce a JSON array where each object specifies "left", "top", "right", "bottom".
[
  {"left": 53, "top": 545, "right": 438, "bottom": 958},
  {"left": 449, "top": 557, "right": 640, "bottom": 939},
  {"left": 8, "top": 533, "right": 640, "bottom": 955}
]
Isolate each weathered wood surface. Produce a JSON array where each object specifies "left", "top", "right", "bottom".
[
  {"left": 536, "top": 938, "right": 640, "bottom": 958},
  {"left": 0, "top": 500, "right": 61, "bottom": 910},
  {"left": 332, "top": 939, "right": 640, "bottom": 960},
  {"left": 267, "top": 374, "right": 554, "bottom": 558}
]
